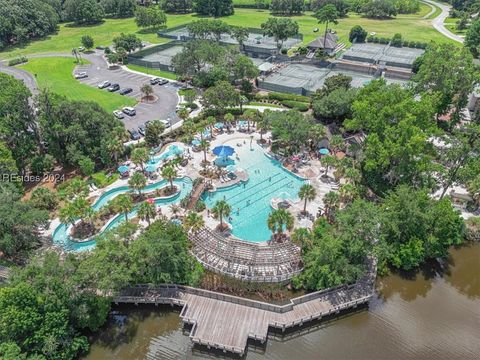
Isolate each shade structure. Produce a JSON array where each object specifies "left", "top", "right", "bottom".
[
  {"left": 319, "top": 148, "right": 329, "bottom": 155},
  {"left": 238, "top": 120, "right": 247, "bottom": 127},
  {"left": 202, "top": 130, "right": 211, "bottom": 138},
  {"left": 145, "top": 165, "right": 156, "bottom": 172},
  {"left": 212, "top": 145, "right": 235, "bottom": 157},
  {"left": 214, "top": 122, "right": 224, "bottom": 129},
  {"left": 191, "top": 138, "right": 201, "bottom": 146},
  {"left": 117, "top": 165, "right": 129, "bottom": 173}
]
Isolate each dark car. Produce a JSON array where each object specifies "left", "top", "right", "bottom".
[
  {"left": 119, "top": 87, "right": 133, "bottom": 95},
  {"left": 150, "top": 78, "right": 160, "bottom": 85},
  {"left": 158, "top": 79, "right": 169, "bottom": 85},
  {"left": 128, "top": 129, "right": 141, "bottom": 140},
  {"left": 107, "top": 83, "right": 120, "bottom": 92}
]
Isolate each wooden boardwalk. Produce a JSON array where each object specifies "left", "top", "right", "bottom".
[{"left": 113, "top": 259, "right": 376, "bottom": 355}]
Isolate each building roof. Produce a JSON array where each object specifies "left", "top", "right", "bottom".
[
  {"left": 258, "top": 62, "right": 274, "bottom": 72},
  {"left": 307, "top": 33, "right": 338, "bottom": 50}
]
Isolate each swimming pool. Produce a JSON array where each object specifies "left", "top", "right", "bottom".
[
  {"left": 202, "top": 141, "right": 305, "bottom": 242},
  {"left": 52, "top": 177, "right": 192, "bottom": 251},
  {"left": 148, "top": 144, "right": 184, "bottom": 168}
]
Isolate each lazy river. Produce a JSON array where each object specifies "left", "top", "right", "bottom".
[
  {"left": 203, "top": 140, "right": 305, "bottom": 242},
  {"left": 52, "top": 177, "right": 193, "bottom": 251}
]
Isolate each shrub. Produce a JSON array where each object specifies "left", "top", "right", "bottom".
[
  {"left": 91, "top": 171, "right": 119, "bottom": 188},
  {"left": 281, "top": 100, "right": 310, "bottom": 111},
  {"left": 349, "top": 25, "right": 368, "bottom": 43},
  {"left": 267, "top": 92, "right": 310, "bottom": 103},
  {"left": 29, "top": 188, "right": 59, "bottom": 211},
  {"left": 8, "top": 56, "right": 28, "bottom": 66},
  {"left": 195, "top": 199, "right": 206, "bottom": 212},
  {"left": 280, "top": 48, "right": 288, "bottom": 54},
  {"left": 391, "top": 33, "right": 403, "bottom": 47}
]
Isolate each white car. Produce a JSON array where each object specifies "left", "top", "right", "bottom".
[
  {"left": 74, "top": 72, "right": 87, "bottom": 79},
  {"left": 122, "top": 107, "right": 136, "bottom": 116},
  {"left": 113, "top": 110, "right": 124, "bottom": 119},
  {"left": 159, "top": 119, "right": 171, "bottom": 128},
  {"left": 98, "top": 80, "right": 111, "bottom": 89}
]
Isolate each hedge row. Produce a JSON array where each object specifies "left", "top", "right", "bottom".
[
  {"left": 8, "top": 56, "right": 28, "bottom": 66},
  {"left": 366, "top": 36, "right": 428, "bottom": 49},
  {"left": 255, "top": 92, "right": 311, "bottom": 103},
  {"left": 281, "top": 100, "right": 310, "bottom": 112}
]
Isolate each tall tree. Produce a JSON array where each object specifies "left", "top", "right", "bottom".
[
  {"left": 314, "top": 4, "right": 339, "bottom": 49},
  {"left": 267, "top": 208, "right": 294, "bottom": 240},
  {"left": 137, "top": 201, "right": 156, "bottom": 225},
  {"left": 128, "top": 171, "right": 147, "bottom": 196},
  {"left": 211, "top": 199, "right": 231, "bottom": 229},
  {"left": 261, "top": 17, "right": 299, "bottom": 49},
  {"left": 298, "top": 183, "right": 317, "bottom": 213}
]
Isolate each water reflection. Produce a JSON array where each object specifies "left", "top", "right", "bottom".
[{"left": 84, "top": 244, "right": 480, "bottom": 360}]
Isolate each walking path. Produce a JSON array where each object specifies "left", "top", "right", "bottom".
[
  {"left": 114, "top": 257, "right": 376, "bottom": 356},
  {"left": 422, "top": 0, "right": 464, "bottom": 43}
]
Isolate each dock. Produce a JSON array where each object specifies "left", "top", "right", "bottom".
[{"left": 113, "top": 258, "right": 377, "bottom": 356}]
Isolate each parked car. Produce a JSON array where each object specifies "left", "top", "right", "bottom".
[
  {"left": 150, "top": 78, "right": 160, "bottom": 85},
  {"left": 158, "top": 79, "right": 169, "bottom": 85},
  {"left": 119, "top": 87, "right": 133, "bottom": 95},
  {"left": 128, "top": 129, "right": 141, "bottom": 140},
  {"left": 113, "top": 110, "right": 124, "bottom": 119},
  {"left": 98, "top": 81, "right": 110, "bottom": 89},
  {"left": 74, "top": 72, "right": 88, "bottom": 79},
  {"left": 107, "top": 83, "right": 120, "bottom": 92},
  {"left": 159, "top": 119, "right": 171, "bottom": 128},
  {"left": 122, "top": 107, "right": 136, "bottom": 116},
  {"left": 138, "top": 125, "right": 146, "bottom": 136}
]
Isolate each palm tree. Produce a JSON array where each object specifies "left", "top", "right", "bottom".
[
  {"left": 291, "top": 227, "right": 313, "bottom": 251},
  {"left": 178, "top": 108, "right": 189, "bottom": 122},
  {"left": 112, "top": 194, "right": 134, "bottom": 222},
  {"left": 140, "top": 84, "right": 154, "bottom": 102},
  {"left": 161, "top": 165, "right": 177, "bottom": 191},
  {"left": 106, "top": 137, "right": 124, "bottom": 164},
  {"left": 267, "top": 209, "right": 294, "bottom": 240},
  {"left": 244, "top": 109, "right": 257, "bottom": 132},
  {"left": 206, "top": 116, "right": 216, "bottom": 134},
  {"left": 199, "top": 138, "right": 209, "bottom": 166},
  {"left": 73, "top": 197, "right": 93, "bottom": 225},
  {"left": 137, "top": 201, "right": 156, "bottom": 226},
  {"left": 309, "top": 124, "right": 326, "bottom": 151},
  {"left": 183, "top": 212, "right": 205, "bottom": 233},
  {"left": 128, "top": 171, "right": 147, "bottom": 196},
  {"left": 322, "top": 155, "right": 336, "bottom": 177},
  {"left": 330, "top": 135, "right": 345, "bottom": 155},
  {"left": 323, "top": 191, "right": 339, "bottom": 223},
  {"left": 169, "top": 204, "right": 181, "bottom": 218},
  {"left": 298, "top": 183, "right": 317, "bottom": 213},
  {"left": 339, "top": 183, "right": 357, "bottom": 205},
  {"left": 224, "top": 112, "right": 234, "bottom": 131},
  {"left": 314, "top": 4, "right": 339, "bottom": 50},
  {"left": 131, "top": 147, "right": 149, "bottom": 172},
  {"left": 344, "top": 167, "right": 362, "bottom": 186},
  {"left": 212, "top": 200, "right": 231, "bottom": 229},
  {"left": 59, "top": 202, "right": 77, "bottom": 228}
]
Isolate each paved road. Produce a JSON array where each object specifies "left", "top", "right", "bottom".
[
  {"left": 77, "top": 51, "right": 180, "bottom": 130},
  {"left": 422, "top": 0, "right": 464, "bottom": 43},
  {"left": 0, "top": 62, "right": 38, "bottom": 95}
]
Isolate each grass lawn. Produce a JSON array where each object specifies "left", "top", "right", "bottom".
[
  {"left": 20, "top": 57, "right": 136, "bottom": 113},
  {"left": 425, "top": 2, "right": 442, "bottom": 19},
  {"left": 1, "top": 7, "right": 456, "bottom": 59},
  {"left": 126, "top": 63, "right": 178, "bottom": 80}
]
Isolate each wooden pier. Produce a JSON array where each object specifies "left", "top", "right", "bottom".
[{"left": 113, "top": 258, "right": 377, "bottom": 356}]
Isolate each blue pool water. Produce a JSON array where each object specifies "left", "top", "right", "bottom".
[
  {"left": 52, "top": 177, "right": 192, "bottom": 251},
  {"left": 203, "top": 141, "right": 305, "bottom": 242},
  {"left": 148, "top": 144, "right": 184, "bottom": 167}
]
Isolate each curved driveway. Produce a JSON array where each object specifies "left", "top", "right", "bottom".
[
  {"left": 422, "top": 0, "right": 464, "bottom": 43},
  {"left": 0, "top": 62, "right": 38, "bottom": 94}
]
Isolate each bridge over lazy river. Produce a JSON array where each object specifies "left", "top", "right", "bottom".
[{"left": 113, "top": 258, "right": 377, "bottom": 356}]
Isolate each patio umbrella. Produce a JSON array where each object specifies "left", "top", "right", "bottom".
[
  {"left": 117, "top": 165, "right": 129, "bottom": 173},
  {"left": 319, "top": 148, "right": 329, "bottom": 155},
  {"left": 191, "top": 138, "right": 201, "bottom": 146},
  {"left": 212, "top": 145, "right": 235, "bottom": 157},
  {"left": 146, "top": 198, "right": 155, "bottom": 204},
  {"left": 214, "top": 122, "right": 224, "bottom": 129},
  {"left": 145, "top": 164, "right": 156, "bottom": 173},
  {"left": 238, "top": 120, "right": 247, "bottom": 127}
]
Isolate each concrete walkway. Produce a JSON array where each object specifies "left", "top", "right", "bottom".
[{"left": 422, "top": 0, "right": 464, "bottom": 43}]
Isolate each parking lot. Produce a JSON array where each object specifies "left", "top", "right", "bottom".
[{"left": 76, "top": 51, "right": 180, "bottom": 130}]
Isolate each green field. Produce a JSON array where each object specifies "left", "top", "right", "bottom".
[
  {"left": 1, "top": 7, "right": 455, "bottom": 59},
  {"left": 20, "top": 57, "right": 136, "bottom": 112}
]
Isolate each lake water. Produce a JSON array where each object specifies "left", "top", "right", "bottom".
[{"left": 84, "top": 243, "right": 480, "bottom": 359}]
